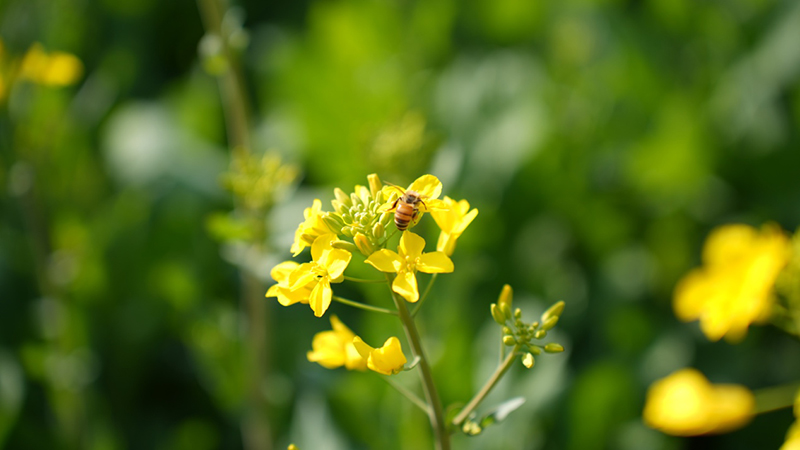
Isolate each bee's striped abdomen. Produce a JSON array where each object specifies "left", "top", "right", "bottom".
[{"left": 394, "top": 203, "right": 417, "bottom": 231}]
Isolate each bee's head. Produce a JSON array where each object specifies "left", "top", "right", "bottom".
[{"left": 404, "top": 190, "right": 421, "bottom": 202}]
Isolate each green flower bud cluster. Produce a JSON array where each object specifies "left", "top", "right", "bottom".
[
  {"left": 490, "top": 285, "right": 565, "bottom": 369},
  {"left": 220, "top": 148, "right": 298, "bottom": 213},
  {"left": 327, "top": 174, "right": 395, "bottom": 256}
]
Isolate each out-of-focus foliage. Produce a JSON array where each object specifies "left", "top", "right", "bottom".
[{"left": 1, "top": 0, "right": 799, "bottom": 448}]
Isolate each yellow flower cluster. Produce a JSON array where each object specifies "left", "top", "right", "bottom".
[
  {"left": 643, "top": 368, "right": 754, "bottom": 436},
  {"left": 0, "top": 40, "right": 83, "bottom": 102},
  {"left": 674, "top": 224, "right": 791, "bottom": 342},
  {"left": 266, "top": 174, "right": 477, "bottom": 376}
]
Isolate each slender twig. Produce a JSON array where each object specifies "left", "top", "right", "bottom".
[
  {"left": 344, "top": 276, "right": 388, "bottom": 284},
  {"left": 452, "top": 345, "right": 520, "bottom": 427},
  {"left": 382, "top": 377, "right": 431, "bottom": 416},
  {"left": 754, "top": 382, "right": 800, "bottom": 415},
  {"left": 411, "top": 273, "right": 438, "bottom": 317},
  {"left": 386, "top": 273, "right": 450, "bottom": 450},
  {"left": 332, "top": 296, "right": 397, "bottom": 315}
]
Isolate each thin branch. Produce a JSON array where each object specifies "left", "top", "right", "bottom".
[
  {"left": 344, "top": 276, "right": 388, "bottom": 284},
  {"left": 411, "top": 273, "right": 438, "bottom": 317},
  {"left": 382, "top": 377, "right": 431, "bottom": 416},
  {"left": 332, "top": 296, "right": 397, "bottom": 315},
  {"left": 452, "top": 345, "right": 520, "bottom": 427}
]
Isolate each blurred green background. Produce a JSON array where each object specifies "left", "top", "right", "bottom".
[{"left": 2, "top": 0, "right": 800, "bottom": 448}]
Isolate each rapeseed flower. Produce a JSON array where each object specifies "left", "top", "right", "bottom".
[
  {"left": 288, "top": 234, "right": 351, "bottom": 317},
  {"left": 674, "top": 224, "right": 791, "bottom": 342},
  {"left": 265, "top": 261, "right": 312, "bottom": 306},
  {"left": 430, "top": 196, "right": 478, "bottom": 256},
  {"left": 379, "top": 174, "right": 445, "bottom": 228},
  {"left": 365, "top": 231, "right": 453, "bottom": 302},
  {"left": 353, "top": 336, "right": 407, "bottom": 375},
  {"left": 19, "top": 43, "right": 83, "bottom": 86},
  {"left": 306, "top": 315, "right": 367, "bottom": 371},
  {"left": 291, "top": 199, "right": 339, "bottom": 256},
  {"left": 643, "top": 368, "right": 754, "bottom": 436}
]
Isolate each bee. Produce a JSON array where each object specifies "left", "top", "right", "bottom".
[{"left": 382, "top": 184, "right": 430, "bottom": 231}]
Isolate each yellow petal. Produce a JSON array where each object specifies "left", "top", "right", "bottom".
[
  {"left": 352, "top": 336, "right": 375, "bottom": 359},
  {"left": 367, "top": 337, "right": 407, "bottom": 375},
  {"left": 270, "top": 261, "right": 300, "bottom": 284},
  {"left": 309, "top": 278, "right": 332, "bottom": 317},
  {"left": 399, "top": 231, "right": 425, "bottom": 260},
  {"left": 311, "top": 233, "right": 336, "bottom": 263},
  {"left": 417, "top": 251, "right": 454, "bottom": 273},
  {"left": 289, "top": 264, "right": 317, "bottom": 291},
  {"left": 408, "top": 174, "right": 442, "bottom": 200},
  {"left": 392, "top": 271, "right": 419, "bottom": 303},
  {"left": 365, "top": 249, "right": 403, "bottom": 273},
  {"left": 306, "top": 330, "right": 346, "bottom": 368}
]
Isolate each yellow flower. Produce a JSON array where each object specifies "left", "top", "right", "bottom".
[
  {"left": 306, "top": 315, "right": 367, "bottom": 371},
  {"left": 19, "top": 43, "right": 83, "bottom": 86},
  {"left": 782, "top": 422, "right": 800, "bottom": 450},
  {"left": 365, "top": 231, "right": 453, "bottom": 302},
  {"left": 353, "top": 336, "right": 407, "bottom": 375},
  {"left": 265, "top": 261, "right": 312, "bottom": 306},
  {"left": 289, "top": 234, "right": 352, "bottom": 317},
  {"left": 643, "top": 368, "right": 754, "bottom": 436},
  {"left": 290, "top": 199, "right": 339, "bottom": 256},
  {"left": 430, "top": 196, "right": 478, "bottom": 256},
  {"left": 673, "top": 224, "right": 791, "bottom": 342}
]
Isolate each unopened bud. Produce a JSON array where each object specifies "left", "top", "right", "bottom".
[
  {"left": 522, "top": 353, "right": 535, "bottom": 369},
  {"left": 502, "top": 326, "right": 512, "bottom": 335},
  {"left": 331, "top": 240, "right": 358, "bottom": 253},
  {"left": 544, "top": 343, "right": 564, "bottom": 353},
  {"left": 334, "top": 188, "right": 351, "bottom": 209},
  {"left": 541, "top": 300, "right": 565, "bottom": 323},
  {"left": 367, "top": 173, "right": 382, "bottom": 200},
  {"left": 541, "top": 316, "right": 559, "bottom": 331},
  {"left": 514, "top": 308, "right": 522, "bottom": 319},
  {"left": 491, "top": 303, "right": 506, "bottom": 325},
  {"left": 322, "top": 213, "right": 345, "bottom": 233},
  {"left": 462, "top": 421, "right": 482, "bottom": 436},
  {"left": 379, "top": 211, "right": 393, "bottom": 226},
  {"left": 353, "top": 233, "right": 375, "bottom": 256},
  {"left": 341, "top": 226, "right": 354, "bottom": 237},
  {"left": 502, "top": 335, "right": 516, "bottom": 346},
  {"left": 527, "top": 345, "right": 541, "bottom": 355},
  {"left": 498, "top": 284, "right": 513, "bottom": 311},
  {"left": 534, "top": 329, "right": 547, "bottom": 339},
  {"left": 372, "top": 222, "right": 385, "bottom": 239}
]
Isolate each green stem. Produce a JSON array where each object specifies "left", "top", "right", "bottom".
[
  {"left": 386, "top": 274, "right": 450, "bottom": 450},
  {"left": 452, "top": 345, "right": 519, "bottom": 427},
  {"left": 411, "top": 273, "right": 438, "bottom": 317},
  {"left": 754, "top": 382, "right": 800, "bottom": 415},
  {"left": 343, "top": 276, "right": 388, "bottom": 284},
  {"left": 332, "top": 296, "right": 397, "bottom": 315},
  {"left": 383, "top": 377, "right": 431, "bottom": 416}
]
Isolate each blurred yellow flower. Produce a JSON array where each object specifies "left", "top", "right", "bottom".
[
  {"left": 290, "top": 199, "right": 338, "bottom": 256},
  {"left": 19, "top": 43, "right": 83, "bottom": 86},
  {"left": 430, "top": 196, "right": 478, "bottom": 256},
  {"left": 289, "top": 234, "right": 352, "bottom": 317},
  {"left": 306, "top": 315, "right": 367, "bottom": 371},
  {"left": 674, "top": 224, "right": 791, "bottom": 342},
  {"left": 784, "top": 422, "right": 800, "bottom": 450},
  {"left": 353, "top": 336, "right": 407, "bottom": 375},
  {"left": 643, "top": 368, "right": 754, "bottom": 436},
  {"left": 365, "top": 231, "right": 453, "bottom": 302},
  {"left": 265, "top": 261, "right": 312, "bottom": 307}
]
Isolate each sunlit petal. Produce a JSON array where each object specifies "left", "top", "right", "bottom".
[
  {"left": 392, "top": 271, "right": 419, "bottom": 303},
  {"left": 417, "top": 252, "right": 454, "bottom": 273},
  {"left": 366, "top": 249, "right": 403, "bottom": 273},
  {"left": 399, "top": 231, "right": 425, "bottom": 259}
]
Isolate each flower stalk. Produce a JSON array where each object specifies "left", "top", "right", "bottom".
[
  {"left": 386, "top": 273, "right": 450, "bottom": 450},
  {"left": 452, "top": 345, "right": 520, "bottom": 427}
]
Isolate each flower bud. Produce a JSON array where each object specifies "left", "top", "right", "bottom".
[
  {"left": 498, "top": 284, "right": 513, "bottom": 311},
  {"left": 502, "top": 335, "right": 516, "bottom": 346},
  {"left": 541, "top": 316, "right": 559, "bottom": 331},
  {"left": 379, "top": 211, "right": 393, "bottom": 226},
  {"left": 322, "top": 213, "right": 345, "bottom": 233},
  {"left": 522, "top": 353, "right": 535, "bottom": 369},
  {"left": 350, "top": 192, "right": 362, "bottom": 207},
  {"left": 514, "top": 308, "right": 522, "bottom": 319},
  {"left": 527, "top": 345, "right": 541, "bottom": 355},
  {"left": 331, "top": 240, "right": 358, "bottom": 253},
  {"left": 491, "top": 303, "right": 506, "bottom": 325},
  {"left": 541, "top": 300, "right": 565, "bottom": 323},
  {"left": 367, "top": 173, "right": 382, "bottom": 200},
  {"left": 353, "top": 233, "right": 375, "bottom": 256},
  {"left": 534, "top": 329, "right": 547, "bottom": 339},
  {"left": 341, "top": 226, "right": 354, "bottom": 237},
  {"left": 502, "top": 326, "right": 512, "bottom": 335},
  {"left": 372, "top": 222, "right": 385, "bottom": 239},
  {"left": 544, "top": 343, "right": 564, "bottom": 353},
  {"left": 334, "top": 188, "right": 351, "bottom": 209}
]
